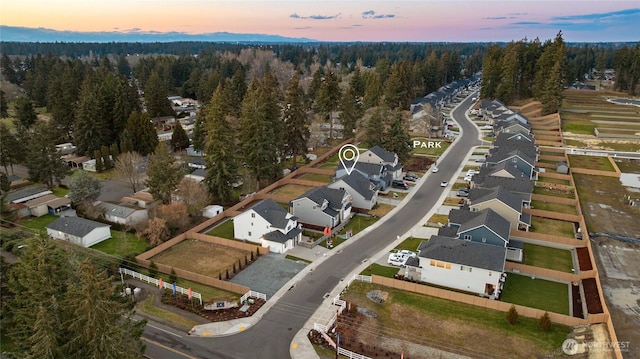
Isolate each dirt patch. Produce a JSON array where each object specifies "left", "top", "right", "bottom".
[
  {"left": 151, "top": 239, "right": 250, "bottom": 278},
  {"left": 405, "top": 156, "right": 436, "bottom": 173},
  {"left": 366, "top": 290, "right": 388, "bottom": 303},
  {"left": 577, "top": 247, "right": 593, "bottom": 271}
]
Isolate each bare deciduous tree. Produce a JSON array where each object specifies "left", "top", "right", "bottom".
[
  {"left": 175, "top": 177, "right": 210, "bottom": 216},
  {"left": 140, "top": 217, "right": 171, "bottom": 246},
  {"left": 114, "top": 151, "right": 146, "bottom": 193}
]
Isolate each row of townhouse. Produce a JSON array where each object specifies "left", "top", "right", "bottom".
[
  {"left": 405, "top": 99, "right": 539, "bottom": 299},
  {"left": 231, "top": 146, "right": 403, "bottom": 254}
]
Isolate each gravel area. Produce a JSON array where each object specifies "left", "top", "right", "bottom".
[{"left": 229, "top": 253, "right": 307, "bottom": 298}]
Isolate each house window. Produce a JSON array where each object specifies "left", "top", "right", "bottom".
[
  {"left": 460, "top": 266, "right": 472, "bottom": 272},
  {"left": 248, "top": 231, "right": 252, "bottom": 236},
  {"left": 489, "top": 271, "right": 492, "bottom": 276},
  {"left": 445, "top": 263, "right": 451, "bottom": 269},
  {"left": 463, "top": 235, "right": 472, "bottom": 241},
  {"left": 512, "top": 158, "right": 517, "bottom": 163},
  {"left": 430, "top": 260, "right": 436, "bottom": 267},
  {"left": 251, "top": 213, "right": 255, "bottom": 218},
  {"left": 251, "top": 222, "right": 253, "bottom": 226}
]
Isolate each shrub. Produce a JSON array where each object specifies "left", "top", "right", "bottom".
[
  {"left": 506, "top": 305, "right": 519, "bottom": 325},
  {"left": 169, "top": 268, "right": 178, "bottom": 284},
  {"left": 148, "top": 260, "right": 158, "bottom": 278},
  {"left": 538, "top": 312, "right": 552, "bottom": 332}
]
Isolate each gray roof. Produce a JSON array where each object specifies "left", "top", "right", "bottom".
[
  {"left": 333, "top": 173, "right": 376, "bottom": 200},
  {"left": 458, "top": 208, "right": 511, "bottom": 241},
  {"left": 507, "top": 239, "right": 524, "bottom": 250},
  {"left": 366, "top": 145, "right": 396, "bottom": 163},
  {"left": 489, "top": 143, "right": 537, "bottom": 161},
  {"left": 338, "top": 160, "right": 383, "bottom": 176},
  {"left": 46, "top": 216, "right": 110, "bottom": 237},
  {"left": 262, "top": 227, "right": 302, "bottom": 243},
  {"left": 100, "top": 202, "right": 138, "bottom": 219},
  {"left": 482, "top": 160, "right": 528, "bottom": 179},
  {"left": 493, "top": 132, "right": 534, "bottom": 147},
  {"left": 189, "top": 168, "right": 207, "bottom": 177},
  {"left": 520, "top": 212, "right": 532, "bottom": 226},
  {"left": 473, "top": 175, "right": 533, "bottom": 195},
  {"left": 5, "top": 185, "right": 51, "bottom": 203},
  {"left": 418, "top": 236, "right": 506, "bottom": 272},
  {"left": 297, "top": 186, "right": 347, "bottom": 210},
  {"left": 437, "top": 226, "right": 459, "bottom": 237},
  {"left": 405, "top": 256, "right": 420, "bottom": 267},
  {"left": 447, "top": 208, "right": 480, "bottom": 227},
  {"left": 495, "top": 119, "right": 531, "bottom": 131},
  {"left": 487, "top": 148, "right": 535, "bottom": 167},
  {"left": 249, "top": 198, "right": 293, "bottom": 229},
  {"left": 469, "top": 186, "right": 522, "bottom": 213}
]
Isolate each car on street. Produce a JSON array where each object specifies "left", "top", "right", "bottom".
[
  {"left": 431, "top": 167, "right": 439, "bottom": 173},
  {"left": 440, "top": 181, "right": 449, "bottom": 187}
]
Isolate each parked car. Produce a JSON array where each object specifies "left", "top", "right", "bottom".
[
  {"left": 457, "top": 189, "right": 469, "bottom": 197},
  {"left": 440, "top": 181, "right": 449, "bottom": 187},
  {"left": 431, "top": 167, "right": 439, "bottom": 173},
  {"left": 464, "top": 175, "right": 474, "bottom": 182},
  {"left": 475, "top": 158, "right": 486, "bottom": 163},
  {"left": 397, "top": 250, "right": 417, "bottom": 258},
  {"left": 466, "top": 170, "right": 479, "bottom": 176},
  {"left": 392, "top": 180, "right": 409, "bottom": 190},
  {"left": 387, "top": 253, "right": 407, "bottom": 266}
]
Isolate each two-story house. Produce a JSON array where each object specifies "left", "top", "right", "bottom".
[{"left": 290, "top": 186, "right": 352, "bottom": 229}]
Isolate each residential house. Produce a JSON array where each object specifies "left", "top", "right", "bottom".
[
  {"left": 406, "top": 236, "right": 506, "bottom": 298},
  {"left": 468, "top": 186, "right": 531, "bottom": 231},
  {"left": 46, "top": 216, "right": 111, "bottom": 247},
  {"left": 486, "top": 148, "right": 536, "bottom": 179},
  {"left": 185, "top": 168, "right": 207, "bottom": 183},
  {"left": 188, "top": 157, "right": 207, "bottom": 170},
  {"left": 290, "top": 186, "right": 352, "bottom": 229},
  {"left": 99, "top": 201, "right": 148, "bottom": 226},
  {"left": 119, "top": 190, "right": 157, "bottom": 209},
  {"left": 4, "top": 185, "right": 52, "bottom": 204},
  {"left": 447, "top": 208, "right": 511, "bottom": 247},
  {"left": 494, "top": 119, "right": 532, "bottom": 136},
  {"left": 493, "top": 132, "right": 535, "bottom": 150},
  {"left": 233, "top": 198, "right": 302, "bottom": 254},
  {"left": 359, "top": 146, "right": 404, "bottom": 180},
  {"left": 24, "top": 194, "right": 71, "bottom": 217},
  {"left": 328, "top": 173, "right": 378, "bottom": 210},
  {"left": 335, "top": 161, "right": 391, "bottom": 190}
]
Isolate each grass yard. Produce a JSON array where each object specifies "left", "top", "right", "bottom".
[
  {"left": 523, "top": 243, "right": 574, "bottom": 273},
  {"left": 530, "top": 200, "right": 577, "bottom": 215},
  {"left": 533, "top": 186, "right": 575, "bottom": 199},
  {"left": 537, "top": 176, "right": 571, "bottom": 186},
  {"left": 137, "top": 293, "right": 200, "bottom": 330},
  {"left": 174, "top": 277, "right": 238, "bottom": 301},
  {"left": 427, "top": 213, "right": 448, "bottom": 225},
  {"left": 90, "top": 231, "right": 149, "bottom": 257},
  {"left": 379, "top": 191, "right": 408, "bottom": 201},
  {"left": 205, "top": 220, "right": 235, "bottom": 239},
  {"left": 359, "top": 263, "right": 400, "bottom": 278},
  {"left": 150, "top": 239, "right": 250, "bottom": 278},
  {"left": 369, "top": 203, "right": 394, "bottom": 217},
  {"left": 394, "top": 237, "right": 424, "bottom": 252},
  {"left": 443, "top": 197, "right": 464, "bottom": 206},
  {"left": 568, "top": 154, "right": 616, "bottom": 172},
  {"left": 614, "top": 159, "right": 640, "bottom": 174},
  {"left": 410, "top": 137, "right": 450, "bottom": 156},
  {"left": 51, "top": 187, "right": 69, "bottom": 197},
  {"left": 19, "top": 214, "right": 58, "bottom": 233},
  {"left": 530, "top": 217, "right": 576, "bottom": 238},
  {"left": 335, "top": 215, "right": 380, "bottom": 237},
  {"left": 269, "top": 184, "right": 315, "bottom": 198},
  {"left": 501, "top": 274, "right": 570, "bottom": 315},
  {"left": 342, "top": 281, "right": 571, "bottom": 358},
  {"left": 298, "top": 172, "right": 333, "bottom": 183},
  {"left": 285, "top": 254, "right": 312, "bottom": 264}
]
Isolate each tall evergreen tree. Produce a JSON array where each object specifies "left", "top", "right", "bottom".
[
  {"left": 283, "top": 72, "right": 309, "bottom": 169},
  {"left": 191, "top": 112, "right": 206, "bottom": 152},
  {"left": 15, "top": 95, "right": 38, "bottom": 129},
  {"left": 75, "top": 76, "right": 107, "bottom": 155},
  {"left": 26, "top": 122, "right": 69, "bottom": 188},
  {"left": 316, "top": 70, "right": 341, "bottom": 140},
  {"left": 364, "top": 107, "right": 388, "bottom": 147},
  {"left": 170, "top": 121, "right": 190, "bottom": 151},
  {"left": 146, "top": 143, "right": 183, "bottom": 204},
  {"left": 384, "top": 111, "right": 412, "bottom": 163},
  {"left": 204, "top": 84, "right": 239, "bottom": 203},
  {"left": 144, "top": 71, "right": 174, "bottom": 119},
  {"left": 363, "top": 71, "right": 383, "bottom": 108},
  {"left": 339, "top": 84, "right": 362, "bottom": 137},
  {"left": 125, "top": 111, "right": 159, "bottom": 156},
  {"left": 0, "top": 123, "right": 19, "bottom": 174},
  {"left": 349, "top": 66, "right": 365, "bottom": 99},
  {"left": 0, "top": 90, "right": 9, "bottom": 118}
]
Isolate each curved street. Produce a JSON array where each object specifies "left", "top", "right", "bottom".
[{"left": 142, "top": 92, "right": 481, "bottom": 359}]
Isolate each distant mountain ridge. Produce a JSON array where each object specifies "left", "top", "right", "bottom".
[{"left": 0, "top": 25, "right": 317, "bottom": 43}]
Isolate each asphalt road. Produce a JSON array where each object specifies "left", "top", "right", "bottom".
[{"left": 142, "top": 92, "right": 481, "bottom": 359}]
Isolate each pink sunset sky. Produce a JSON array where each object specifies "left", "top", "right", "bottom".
[{"left": 2, "top": 0, "right": 639, "bottom": 42}]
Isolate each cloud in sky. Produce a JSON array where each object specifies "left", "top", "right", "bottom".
[
  {"left": 361, "top": 10, "right": 396, "bottom": 19},
  {"left": 290, "top": 12, "right": 341, "bottom": 20},
  {"left": 503, "top": 8, "right": 640, "bottom": 31}
]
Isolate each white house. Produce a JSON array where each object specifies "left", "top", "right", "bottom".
[
  {"left": 203, "top": 205, "right": 224, "bottom": 218},
  {"left": 360, "top": 145, "right": 403, "bottom": 180},
  {"left": 24, "top": 194, "right": 71, "bottom": 217},
  {"left": 290, "top": 186, "right": 352, "bottom": 229},
  {"left": 99, "top": 202, "right": 148, "bottom": 226},
  {"left": 406, "top": 236, "right": 506, "bottom": 298},
  {"left": 46, "top": 216, "right": 111, "bottom": 247},
  {"left": 328, "top": 173, "right": 378, "bottom": 210},
  {"left": 233, "top": 198, "right": 302, "bottom": 254}
]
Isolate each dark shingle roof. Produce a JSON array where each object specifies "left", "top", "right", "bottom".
[
  {"left": 473, "top": 176, "right": 534, "bottom": 194},
  {"left": 249, "top": 198, "right": 292, "bottom": 229},
  {"left": 262, "top": 227, "right": 302, "bottom": 243},
  {"left": 298, "top": 186, "right": 347, "bottom": 210},
  {"left": 338, "top": 160, "right": 383, "bottom": 176},
  {"left": 333, "top": 173, "right": 376, "bottom": 200},
  {"left": 493, "top": 132, "right": 534, "bottom": 148},
  {"left": 489, "top": 144, "right": 537, "bottom": 161},
  {"left": 487, "top": 148, "right": 535, "bottom": 167},
  {"left": 482, "top": 160, "right": 528, "bottom": 179},
  {"left": 418, "top": 236, "right": 506, "bottom": 272},
  {"left": 46, "top": 216, "right": 110, "bottom": 237},
  {"left": 100, "top": 202, "right": 138, "bottom": 218},
  {"left": 189, "top": 168, "right": 207, "bottom": 177},
  {"left": 507, "top": 239, "right": 524, "bottom": 250},
  {"left": 5, "top": 185, "right": 51, "bottom": 203},
  {"left": 469, "top": 186, "right": 522, "bottom": 213},
  {"left": 447, "top": 208, "right": 480, "bottom": 227},
  {"left": 366, "top": 145, "right": 396, "bottom": 163},
  {"left": 437, "top": 226, "right": 459, "bottom": 237},
  {"left": 458, "top": 208, "right": 511, "bottom": 241}
]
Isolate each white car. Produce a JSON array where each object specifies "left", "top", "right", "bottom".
[
  {"left": 397, "top": 250, "right": 417, "bottom": 258},
  {"left": 387, "top": 253, "right": 407, "bottom": 266},
  {"left": 440, "top": 181, "right": 449, "bottom": 187},
  {"left": 432, "top": 167, "right": 439, "bottom": 173}
]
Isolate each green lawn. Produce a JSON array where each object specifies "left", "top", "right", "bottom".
[
  {"left": 90, "top": 231, "right": 149, "bottom": 257},
  {"left": 20, "top": 214, "right": 58, "bottom": 232},
  {"left": 320, "top": 215, "right": 380, "bottom": 249},
  {"left": 298, "top": 172, "right": 333, "bottom": 183},
  {"left": 205, "top": 219, "right": 235, "bottom": 239},
  {"left": 533, "top": 186, "right": 575, "bottom": 199},
  {"left": 51, "top": 187, "right": 69, "bottom": 197},
  {"left": 537, "top": 176, "right": 571, "bottom": 186},
  {"left": 523, "top": 243, "right": 574, "bottom": 272},
  {"left": 343, "top": 281, "right": 571, "bottom": 356},
  {"left": 359, "top": 263, "right": 400, "bottom": 278},
  {"left": 530, "top": 217, "right": 576, "bottom": 238},
  {"left": 136, "top": 293, "right": 200, "bottom": 331},
  {"left": 530, "top": 200, "right": 577, "bottom": 215},
  {"left": 568, "top": 154, "right": 616, "bottom": 172},
  {"left": 394, "top": 237, "right": 424, "bottom": 252},
  {"left": 285, "top": 254, "right": 312, "bottom": 264},
  {"left": 173, "top": 277, "right": 239, "bottom": 301},
  {"left": 501, "top": 274, "right": 570, "bottom": 315}
]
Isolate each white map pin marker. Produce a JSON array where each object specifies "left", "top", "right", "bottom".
[{"left": 339, "top": 144, "right": 360, "bottom": 175}]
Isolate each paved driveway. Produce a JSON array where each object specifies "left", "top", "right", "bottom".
[{"left": 229, "top": 253, "right": 308, "bottom": 298}]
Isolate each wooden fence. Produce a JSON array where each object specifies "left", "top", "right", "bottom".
[
  {"left": 570, "top": 167, "right": 621, "bottom": 178},
  {"left": 531, "top": 194, "right": 578, "bottom": 206}
]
